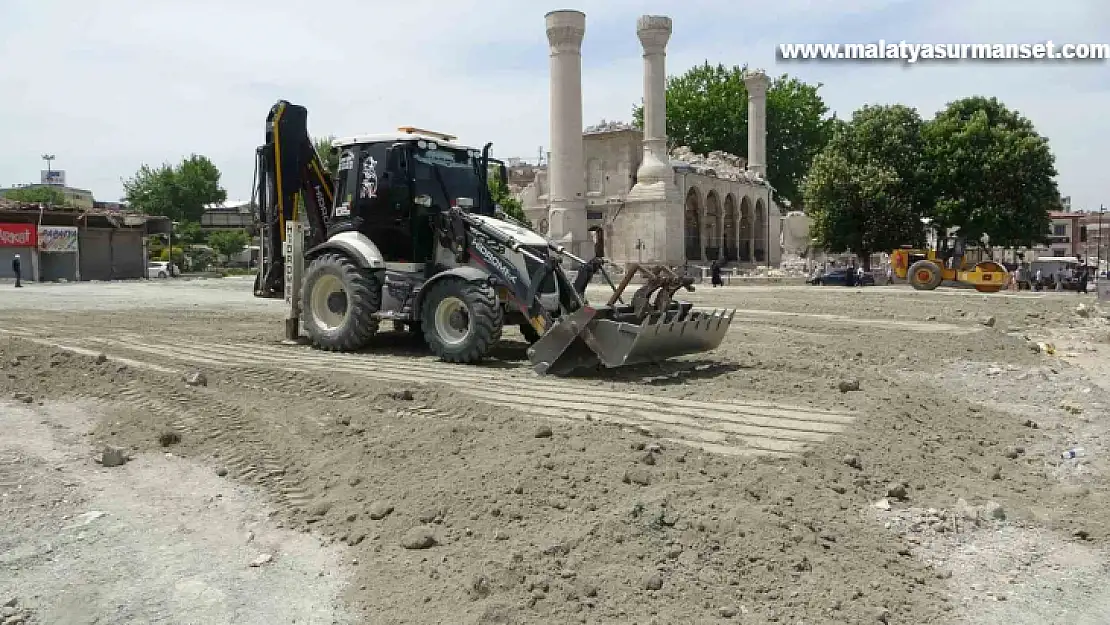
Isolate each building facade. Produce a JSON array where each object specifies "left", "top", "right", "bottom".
[
  {"left": 0, "top": 201, "right": 166, "bottom": 282},
  {"left": 520, "top": 11, "right": 781, "bottom": 269}
]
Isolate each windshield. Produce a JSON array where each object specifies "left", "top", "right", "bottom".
[{"left": 411, "top": 146, "right": 490, "bottom": 214}]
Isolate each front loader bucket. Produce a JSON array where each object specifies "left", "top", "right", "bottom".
[{"left": 527, "top": 305, "right": 735, "bottom": 376}]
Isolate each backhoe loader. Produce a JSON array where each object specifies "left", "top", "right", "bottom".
[{"left": 252, "top": 100, "right": 734, "bottom": 375}]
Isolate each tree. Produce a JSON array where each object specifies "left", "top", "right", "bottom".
[
  {"left": 1, "top": 185, "right": 66, "bottom": 205},
  {"left": 123, "top": 154, "right": 227, "bottom": 222},
  {"left": 314, "top": 135, "right": 340, "bottom": 177},
  {"left": 802, "top": 105, "right": 930, "bottom": 267},
  {"left": 175, "top": 220, "right": 206, "bottom": 246},
  {"left": 208, "top": 229, "right": 249, "bottom": 264},
  {"left": 488, "top": 170, "right": 528, "bottom": 226},
  {"left": 632, "top": 62, "right": 837, "bottom": 207},
  {"left": 922, "top": 96, "right": 1058, "bottom": 248}
]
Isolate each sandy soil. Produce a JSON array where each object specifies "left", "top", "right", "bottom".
[{"left": 1, "top": 277, "right": 1108, "bottom": 624}]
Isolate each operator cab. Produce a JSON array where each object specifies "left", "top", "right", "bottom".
[{"left": 326, "top": 127, "right": 499, "bottom": 266}]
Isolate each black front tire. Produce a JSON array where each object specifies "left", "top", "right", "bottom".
[
  {"left": 301, "top": 253, "right": 381, "bottom": 351},
  {"left": 421, "top": 278, "right": 503, "bottom": 364}
]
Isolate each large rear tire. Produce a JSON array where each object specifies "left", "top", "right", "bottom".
[
  {"left": 301, "top": 253, "right": 381, "bottom": 351},
  {"left": 421, "top": 278, "right": 503, "bottom": 364},
  {"left": 907, "top": 260, "right": 943, "bottom": 291}
]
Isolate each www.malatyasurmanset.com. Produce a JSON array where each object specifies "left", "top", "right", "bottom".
[{"left": 778, "top": 40, "right": 1109, "bottom": 63}]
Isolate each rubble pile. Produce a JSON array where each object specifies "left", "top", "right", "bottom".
[
  {"left": 584, "top": 120, "right": 636, "bottom": 134},
  {"left": 669, "top": 146, "right": 766, "bottom": 184}
]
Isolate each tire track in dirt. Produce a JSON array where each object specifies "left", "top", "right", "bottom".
[
  {"left": 57, "top": 333, "right": 856, "bottom": 458},
  {"left": 115, "top": 379, "right": 315, "bottom": 510},
  {"left": 0, "top": 330, "right": 316, "bottom": 513}
]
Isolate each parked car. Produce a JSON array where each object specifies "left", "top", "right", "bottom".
[
  {"left": 807, "top": 268, "right": 876, "bottom": 286},
  {"left": 147, "top": 261, "right": 179, "bottom": 278}
]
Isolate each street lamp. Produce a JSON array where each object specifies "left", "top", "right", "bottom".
[{"left": 41, "top": 154, "right": 55, "bottom": 183}]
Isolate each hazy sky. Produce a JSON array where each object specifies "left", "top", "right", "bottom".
[{"left": 1, "top": 0, "right": 1106, "bottom": 210}]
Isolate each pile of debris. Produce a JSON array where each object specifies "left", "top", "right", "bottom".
[
  {"left": 584, "top": 119, "right": 636, "bottom": 134},
  {"left": 669, "top": 146, "right": 766, "bottom": 184}
]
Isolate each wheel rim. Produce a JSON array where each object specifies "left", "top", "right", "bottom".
[
  {"left": 310, "top": 274, "right": 349, "bottom": 331},
  {"left": 915, "top": 269, "right": 932, "bottom": 283},
  {"left": 434, "top": 296, "right": 471, "bottom": 346}
]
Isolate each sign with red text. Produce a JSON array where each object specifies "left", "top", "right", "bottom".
[{"left": 0, "top": 223, "right": 36, "bottom": 248}]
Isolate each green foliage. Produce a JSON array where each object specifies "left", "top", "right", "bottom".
[
  {"left": 922, "top": 96, "right": 1058, "bottom": 247},
  {"left": 314, "top": 135, "right": 340, "bottom": 177},
  {"left": 803, "top": 104, "right": 930, "bottom": 263},
  {"left": 123, "top": 155, "right": 227, "bottom": 222},
  {"left": 632, "top": 62, "right": 837, "bottom": 207},
  {"left": 157, "top": 246, "right": 185, "bottom": 264},
  {"left": 1, "top": 186, "right": 66, "bottom": 205},
  {"left": 208, "top": 229, "right": 250, "bottom": 263},
  {"left": 488, "top": 171, "right": 528, "bottom": 226},
  {"left": 175, "top": 220, "right": 206, "bottom": 246}
]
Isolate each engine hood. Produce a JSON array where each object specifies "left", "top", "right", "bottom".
[{"left": 471, "top": 215, "right": 549, "bottom": 247}]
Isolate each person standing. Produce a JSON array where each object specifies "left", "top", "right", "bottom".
[
  {"left": 12, "top": 253, "right": 22, "bottom": 288},
  {"left": 710, "top": 258, "right": 724, "bottom": 287}
]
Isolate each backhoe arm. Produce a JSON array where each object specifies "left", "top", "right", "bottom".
[{"left": 255, "top": 100, "right": 335, "bottom": 298}]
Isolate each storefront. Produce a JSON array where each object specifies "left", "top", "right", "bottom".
[
  {"left": 37, "top": 225, "right": 79, "bottom": 281},
  {"left": 0, "top": 223, "right": 36, "bottom": 280}
]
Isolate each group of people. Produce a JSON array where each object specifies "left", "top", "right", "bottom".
[{"left": 1008, "top": 258, "right": 1094, "bottom": 293}]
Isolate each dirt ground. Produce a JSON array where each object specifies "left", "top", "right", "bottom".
[{"left": 1, "top": 276, "right": 1108, "bottom": 624}]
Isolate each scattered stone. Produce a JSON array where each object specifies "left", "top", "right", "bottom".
[
  {"left": 645, "top": 443, "right": 662, "bottom": 454},
  {"left": 622, "top": 467, "right": 652, "bottom": 486},
  {"left": 95, "top": 353, "right": 108, "bottom": 364},
  {"left": 873, "top": 499, "right": 892, "bottom": 511},
  {"left": 389, "top": 389, "right": 414, "bottom": 401},
  {"left": 1021, "top": 419, "right": 1039, "bottom": 429},
  {"left": 641, "top": 572, "right": 663, "bottom": 591},
  {"left": 1004, "top": 446, "right": 1025, "bottom": 459},
  {"left": 401, "top": 527, "right": 437, "bottom": 550},
  {"left": 886, "top": 483, "right": 908, "bottom": 501},
  {"left": 1075, "top": 303, "right": 1090, "bottom": 318},
  {"left": 924, "top": 315, "right": 937, "bottom": 321},
  {"left": 981, "top": 501, "right": 1006, "bottom": 520},
  {"left": 981, "top": 316, "right": 996, "bottom": 327},
  {"left": 157, "top": 430, "right": 181, "bottom": 447},
  {"left": 843, "top": 454, "right": 862, "bottom": 470},
  {"left": 183, "top": 371, "right": 207, "bottom": 387},
  {"left": 718, "top": 606, "right": 738, "bottom": 618},
  {"left": 1073, "top": 529, "right": 1090, "bottom": 541},
  {"left": 989, "top": 466, "right": 1002, "bottom": 480},
  {"left": 11, "top": 392, "right": 33, "bottom": 404},
  {"left": 534, "top": 425, "right": 553, "bottom": 439},
  {"left": 216, "top": 467, "right": 229, "bottom": 477},
  {"left": 368, "top": 502, "right": 394, "bottom": 520},
  {"left": 494, "top": 530, "right": 509, "bottom": 541},
  {"left": 639, "top": 452, "right": 656, "bottom": 466},
  {"left": 98, "top": 445, "right": 128, "bottom": 467},
  {"left": 249, "top": 553, "right": 273, "bottom": 567},
  {"left": 837, "top": 379, "right": 860, "bottom": 393}
]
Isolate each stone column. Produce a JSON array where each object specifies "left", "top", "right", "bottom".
[
  {"left": 633, "top": 15, "right": 673, "bottom": 186},
  {"left": 618, "top": 15, "right": 684, "bottom": 266},
  {"left": 545, "top": 10, "right": 590, "bottom": 258},
  {"left": 744, "top": 69, "right": 770, "bottom": 177}
]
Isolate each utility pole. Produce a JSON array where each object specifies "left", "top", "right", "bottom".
[
  {"left": 1099, "top": 204, "right": 1105, "bottom": 274},
  {"left": 41, "top": 154, "right": 55, "bottom": 183}
]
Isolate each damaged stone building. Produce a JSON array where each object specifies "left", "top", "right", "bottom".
[{"left": 516, "top": 11, "right": 782, "bottom": 269}]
